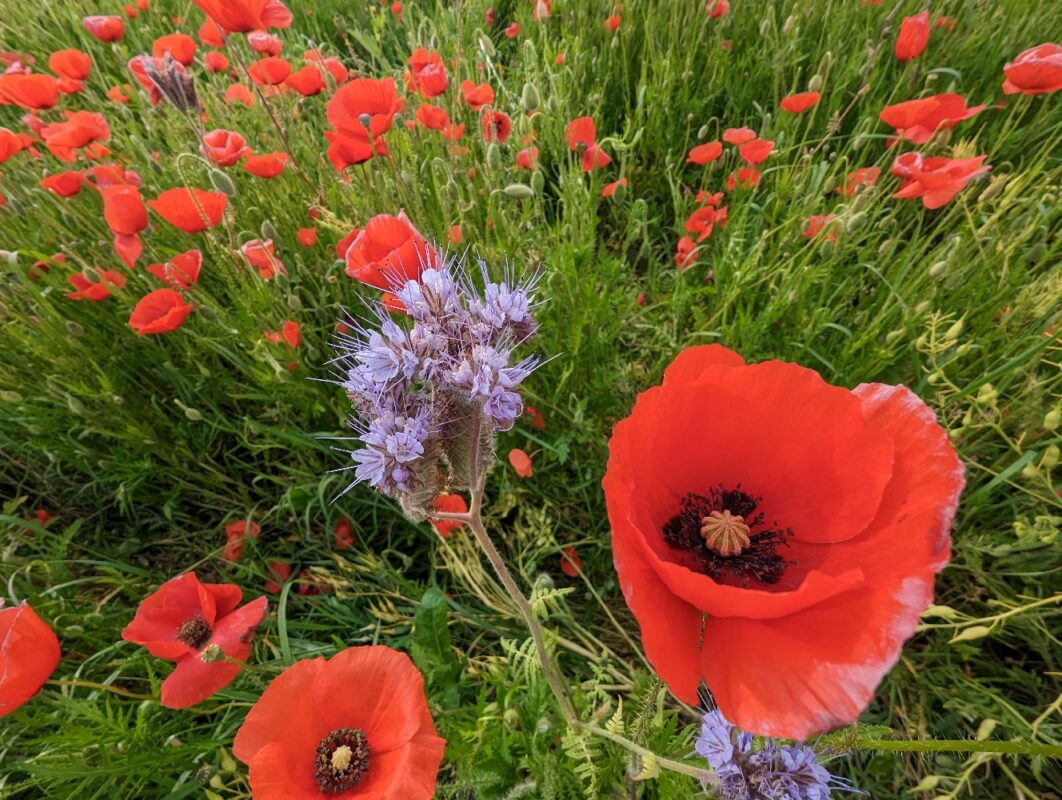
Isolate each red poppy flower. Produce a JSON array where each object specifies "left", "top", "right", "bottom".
[
  {"left": 334, "top": 517, "right": 354, "bottom": 549},
  {"left": 204, "top": 51, "right": 229, "bottom": 73},
  {"left": 244, "top": 151, "right": 289, "bottom": 177},
  {"left": 446, "top": 224, "right": 462, "bottom": 244},
  {"left": 40, "top": 171, "right": 85, "bottom": 197},
  {"left": 894, "top": 11, "right": 930, "bottom": 62},
  {"left": 442, "top": 122, "right": 465, "bottom": 141},
  {"left": 879, "top": 94, "right": 985, "bottom": 145},
  {"left": 83, "top": 15, "right": 125, "bottom": 42},
  {"left": 298, "top": 227, "right": 318, "bottom": 247},
  {"left": 675, "top": 235, "right": 697, "bottom": 270},
  {"left": 306, "top": 50, "right": 348, "bottom": 84},
  {"left": 707, "top": 0, "right": 729, "bottom": 18},
  {"left": 460, "top": 79, "right": 494, "bottom": 109},
  {"left": 559, "top": 546, "right": 583, "bottom": 577},
  {"left": 153, "top": 33, "right": 197, "bottom": 66},
  {"left": 336, "top": 227, "right": 360, "bottom": 259},
  {"left": 66, "top": 269, "right": 126, "bottom": 301},
  {"left": 0, "top": 128, "right": 22, "bottom": 166},
  {"left": 248, "top": 56, "right": 292, "bottom": 86},
  {"left": 737, "top": 138, "right": 774, "bottom": 165},
  {"left": 241, "top": 239, "right": 288, "bottom": 280},
  {"left": 225, "top": 84, "right": 256, "bottom": 106},
  {"left": 325, "top": 132, "right": 388, "bottom": 171},
  {"left": 264, "top": 562, "right": 293, "bottom": 594},
  {"left": 505, "top": 22, "right": 521, "bottom": 38},
  {"left": 581, "top": 143, "right": 611, "bottom": 172},
  {"left": 191, "top": 0, "right": 292, "bottom": 33},
  {"left": 1002, "top": 43, "right": 1062, "bottom": 96},
  {"left": 199, "top": 18, "right": 226, "bottom": 47},
  {"left": 516, "top": 146, "right": 539, "bottom": 169},
  {"left": 107, "top": 84, "right": 133, "bottom": 103},
  {"left": 101, "top": 184, "right": 148, "bottom": 235},
  {"left": 415, "top": 103, "right": 450, "bottom": 130},
  {"left": 233, "top": 646, "right": 444, "bottom": 800},
  {"left": 432, "top": 493, "right": 468, "bottom": 537},
  {"left": 564, "top": 116, "right": 596, "bottom": 150},
  {"left": 602, "top": 344, "right": 964, "bottom": 739},
  {"left": 508, "top": 448, "right": 533, "bottom": 478},
  {"left": 48, "top": 49, "right": 92, "bottom": 81},
  {"left": 891, "top": 152, "right": 989, "bottom": 209},
  {"left": 128, "top": 288, "right": 195, "bottom": 335},
  {"left": 481, "top": 109, "right": 511, "bottom": 143},
  {"left": 685, "top": 204, "right": 728, "bottom": 243},
  {"left": 248, "top": 32, "right": 283, "bottom": 56},
  {"left": 839, "top": 166, "right": 880, "bottom": 196},
  {"left": 727, "top": 166, "right": 760, "bottom": 190},
  {"left": 264, "top": 319, "right": 300, "bottom": 347},
  {"left": 780, "top": 91, "right": 820, "bottom": 113},
  {"left": 0, "top": 73, "right": 59, "bottom": 110},
  {"left": 149, "top": 187, "right": 228, "bottom": 232},
  {"left": 285, "top": 65, "right": 325, "bottom": 96},
  {"left": 223, "top": 518, "right": 261, "bottom": 562},
  {"left": 0, "top": 602, "right": 61, "bottom": 718},
  {"left": 405, "top": 48, "right": 448, "bottom": 98},
  {"left": 802, "top": 214, "right": 837, "bottom": 242},
  {"left": 40, "top": 111, "right": 111, "bottom": 162},
  {"left": 722, "top": 126, "right": 756, "bottom": 145},
  {"left": 344, "top": 211, "right": 435, "bottom": 289},
  {"left": 327, "top": 77, "right": 403, "bottom": 139},
  {"left": 605, "top": 14, "right": 621, "bottom": 31},
  {"left": 687, "top": 141, "right": 723, "bottom": 165},
  {"left": 147, "top": 249, "right": 202, "bottom": 289},
  {"left": 121, "top": 572, "right": 268, "bottom": 709},
  {"left": 601, "top": 177, "right": 627, "bottom": 197}
]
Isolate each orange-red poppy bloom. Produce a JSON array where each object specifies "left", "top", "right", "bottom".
[
  {"left": 675, "top": 235, "right": 697, "bottom": 270},
  {"left": 248, "top": 56, "right": 292, "bottom": 85},
  {"left": 233, "top": 646, "right": 444, "bottom": 799},
  {"left": 264, "top": 320, "right": 300, "bottom": 347},
  {"left": 894, "top": 11, "right": 930, "bottom": 61},
  {"left": 560, "top": 546, "right": 583, "bottom": 577},
  {"left": 839, "top": 166, "right": 880, "bottom": 196},
  {"left": 334, "top": 517, "right": 354, "bottom": 549},
  {"left": 431, "top": 493, "right": 468, "bottom": 537},
  {"left": 202, "top": 51, "right": 228, "bottom": 73},
  {"left": 200, "top": 129, "right": 249, "bottom": 166},
  {"left": 147, "top": 249, "right": 202, "bottom": 289},
  {"left": 481, "top": 109, "right": 511, "bottom": 142},
  {"left": 285, "top": 65, "right": 326, "bottom": 96},
  {"left": 533, "top": 0, "right": 551, "bottom": 21},
  {"left": 727, "top": 166, "right": 760, "bottom": 190},
  {"left": 891, "top": 152, "right": 990, "bottom": 209},
  {"left": 802, "top": 214, "right": 837, "bottom": 242},
  {"left": 0, "top": 128, "right": 23, "bottom": 165},
  {"left": 40, "top": 171, "right": 85, "bottom": 197},
  {"left": 223, "top": 518, "right": 261, "bottom": 561},
  {"left": 298, "top": 227, "right": 318, "bottom": 247},
  {"left": 40, "top": 111, "right": 110, "bottom": 162},
  {"left": 508, "top": 448, "right": 533, "bottom": 478},
  {"left": 66, "top": 269, "right": 126, "bottom": 301},
  {"left": 601, "top": 177, "right": 627, "bottom": 197},
  {"left": 149, "top": 187, "right": 227, "bottom": 232},
  {"left": 879, "top": 94, "right": 985, "bottom": 145},
  {"left": 191, "top": 0, "right": 292, "bottom": 33},
  {"left": 687, "top": 141, "right": 723, "bottom": 165},
  {"left": 564, "top": 116, "right": 596, "bottom": 150},
  {"left": 415, "top": 102, "right": 450, "bottom": 130},
  {"left": 405, "top": 48, "right": 448, "bottom": 98},
  {"left": 685, "top": 204, "right": 728, "bottom": 243},
  {"left": 516, "top": 146, "right": 539, "bottom": 169},
  {"left": 525, "top": 405, "right": 546, "bottom": 429},
  {"left": 225, "top": 84, "right": 256, "bottom": 106},
  {"left": 128, "top": 289, "right": 194, "bottom": 335},
  {"left": 248, "top": 31, "right": 283, "bottom": 56},
  {"left": 446, "top": 224, "right": 462, "bottom": 244},
  {"left": 722, "top": 126, "right": 756, "bottom": 145},
  {"left": 780, "top": 91, "right": 820, "bottom": 113},
  {"left": 241, "top": 239, "right": 288, "bottom": 280},
  {"left": 121, "top": 572, "right": 268, "bottom": 708},
  {"left": 581, "top": 143, "right": 611, "bottom": 172},
  {"left": 327, "top": 77, "right": 403, "bottom": 139},
  {"left": 603, "top": 344, "right": 964, "bottom": 739},
  {"left": 83, "top": 15, "right": 126, "bottom": 42},
  {"left": 460, "top": 79, "right": 493, "bottom": 109},
  {"left": 306, "top": 50, "right": 348, "bottom": 84},
  {"left": 707, "top": 0, "right": 729, "bottom": 18},
  {"left": 199, "top": 18, "right": 226, "bottom": 46},
  {"left": 244, "top": 151, "right": 289, "bottom": 177},
  {"left": 153, "top": 33, "right": 197, "bottom": 65},
  {"left": 49, "top": 49, "right": 92, "bottom": 81},
  {"left": 0, "top": 73, "right": 59, "bottom": 110},
  {"left": 505, "top": 22, "right": 521, "bottom": 38},
  {"left": 344, "top": 211, "right": 435, "bottom": 289},
  {"left": 605, "top": 14, "right": 621, "bottom": 32},
  {"left": 738, "top": 138, "right": 774, "bottom": 165},
  {"left": 0, "top": 602, "right": 61, "bottom": 718},
  {"left": 1002, "top": 43, "right": 1062, "bottom": 96}
]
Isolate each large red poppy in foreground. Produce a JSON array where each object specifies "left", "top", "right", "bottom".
[
  {"left": 233, "top": 646, "right": 444, "bottom": 799},
  {"left": 0, "top": 602, "right": 61, "bottom": 717},
  {"left": 603, "top": 345, "right": 964, "bottom": 739}
]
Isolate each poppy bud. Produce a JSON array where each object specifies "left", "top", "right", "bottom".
[
  {"left": 1027, "top": 242, "right": 1046, "bottom": 264},
  {"left": 530, "top": 170, "right": 545, "bottom": 194},
  {"left": 978, "top": 176, "right": 1007, "bottom": 202},
  {"left": 521, "top": 82, "right": 540, "bottom": 112},
  {"left": 67, "top": 320, "right": 84, "bottom": 336},
  {"left": 843, "top": 211, "right": 867, "bottom": 233},
  {"left": 822, "top": 176, "right": 836, "bottom": 193},
  {"left": 261, "top": 220, "right": 278, "bottom": 241},
  {"left": 504, "top": 183, "right": 535, "bottom": 199},
  {"left": 1, "top": 390, "right": 22, "bottom": 403},
  {"left": 930, "top": 127, "right": 952, "bottom": 147},
  {"left": 181, "top": 404, "right": 204, "bottom": 421},
  {"left": 808, "top": 74, "right": 823, "bottom": 92},
  {"left": 610, "top": 181, "right": 627, "bottom": 203},
  {"left": 782, "top": 15, "right": 797, "bottom": 35},
  {"left": 1044, "top": 408, "right": 1060, "bottom": 431},
  {"left": 1022, "top": 461, "right": 1040, "bottom": 479},
  {"left": 878, "top": 239, "right": 894, "bottom": 258},
  {"left": 546, "top": 95, "right": 559, "bottom": 113},
  {"left": 430, "top": 33, "right": 439, "bottom": 50},
  {"left": 478, "top": 35, "right": 495, "bottom": 57},
  {"left": 759, "top": 19, "right": 771, "bottom": 36},
  {"left": 486, "top": 142, "right": 501, "bottom": 169},
  {"left": 67, "top": 396, "right": 85, "bottom": 415},
  {"left": 818, "top": 240, "right": 835, "bottom": 259},
  {"left": 287, "top": 294, "right": 302, "bottom": 311},
  {"left": 885, "top": 329, "right": 905, "bottom": 344},
  {"left": 523, "top": 40, "right": 537, "bottom": 61},
  {"left": 851, "top": 134, "right": 866, "bottom": 151},
  {"left": 697, "top": 124, "right": 710, "bottom": 139},
  {"left": 503, "top": 708, "right": 520, "bottom": 728},
  {"left": 914, "top": 300, "right": 931, "bottom": 315},
  {"left": 929, "top": 261, "right": 948, "bottom": 278},
  {"left": 209, "top": 169, "right": 237, "bottom": 197}
]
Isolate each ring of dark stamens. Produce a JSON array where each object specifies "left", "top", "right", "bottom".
[
  {"left": 314, "top": 727, "right": 371, "bottom": 794},
  {"left": 175, "top": 613, "right": 212, "bottom": 649},
  {"left": 662, "top": 484, "right": 793, "bottom": 586}
]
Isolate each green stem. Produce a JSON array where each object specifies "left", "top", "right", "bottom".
[{"left": 857, "top": 738, "right": 1062, "bottom": 758}]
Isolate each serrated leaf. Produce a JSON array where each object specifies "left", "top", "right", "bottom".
[{"left": 411, "top": 587, "right": 459, "bottom": 688}]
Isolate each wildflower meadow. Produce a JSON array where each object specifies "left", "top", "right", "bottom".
[{"left": 1, "top": 0, "right": 1061, "bottom": 798}]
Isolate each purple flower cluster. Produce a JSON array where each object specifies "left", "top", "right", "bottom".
[
  {"left": 331, "top": 251, "right": 540, "bottom": 518},
  {"left": 696, "top": 709, "right": 859, "bottom": 800}
]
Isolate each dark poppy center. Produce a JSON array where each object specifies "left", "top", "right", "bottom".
[
  {"left": 176, "top": 613, "right": 212, "bottom": 649},
  {"left": 662, "top": 485, "right": 792, "bottom": 586},
  {"left": 314, "top": 727, "right": 370, "bottom": 794}
]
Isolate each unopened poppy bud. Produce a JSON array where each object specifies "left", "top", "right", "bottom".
[
  {"left": 878, "top": 239, "right": 894, "bottom": 258},
  {"left": 978, "top": 176, "right": 1007, "bottom": 202},
  {"left": 808, "top": 74, "right": 823, "bottom": 92},
  {"left": 851, "top": 134, "right": 866, "bottom": 151},
  {"left": 546, "top": 95, "right": 559, "bottom": 114},
  {"left": 210, "top": 169, "right": 237, "bottom": 197},
  {"left": 530, "top": 170, "right": 545, "bottom": 194},
  {"left": 844, "top": 212, "right": 867, "bottom": 233},
  {"left": 521, "top": 82, "right": 540, "bottom": 112},
  {"left": 429, "top": 33, "right": 439, "bottom": 50},
  {"left": 504, "top": 183, "right": 535, "bottom": 199},
  {"left": 1041, "top": 445, "right": 1059, "bottom": 469},
  {"left": 220, "top": 751, "right": 237, "bottom": 773},
  {"left": 67, "top": 396, "right": 85, "bottom": 415},
  {"left": 478, "top": 35, "right": 495, "bottom": 57},
  {"left": 1044, "top": 408, "right": 1061, "bottom": 431},
  {"left": 287, "top": 294, "right": 302, "bottom": 311},
  {"left": 209, "top": 773, "right": 225, "bottom": 789},
  {"left": 822, "top": 176, "right": 836, "bottom": 193},
  {"left": 914, "top": 300, "right": 931, "bottom": 315},
  {"left": 885, "top": 329, "right": 905, "bottom": 344},
  {"left": 1026, "top": 242, "right": 1046, "bottom": 264},
  {"left": 697, "top": 124, "right": 710, "bottom": 139},
  {"left": 1, "top": 390, "right": 22, "bottom": 403},
  {"left": 944, "top": 318, "right": 964, "bottom": 340},
  {"left": 486, "top": 143, "right": 501, "bottom": 169},
  {"left": 782, "top": 14, "right": 797, "bottom": 35},
  {"left": 759, "top": 19, "right": 771, "bottom": 36},
  {"left": 818, "top": 240, "right": 835, "bottom": 259},
  {"left": 930, "top": 127, "right": 952, "bottom": 147},
  {"left": 929, "top": 260, "right": 948, "bottom": 278},
  {"left": 261, "top": 220, "right": 278, "bottom": 241},
  {"left": 67, "top": 320, "right": 84, "bottom": 336},
  {"left": 611, "top": 181, "right": 627, "bottom": 203},
  {"left": 523, "top": 40, "right": 537, "bottom": 61}
]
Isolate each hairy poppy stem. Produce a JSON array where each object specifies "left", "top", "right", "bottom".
[{"left": 856, "top": 738, "right": 1062, "bottom": 758}]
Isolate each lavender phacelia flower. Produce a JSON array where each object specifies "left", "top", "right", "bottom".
[
  {"left": 330, "top": 248, "right": 541, "bottom": 519},
  {"left": 696, "top": 709, "right": 860, "bottom": 800}
]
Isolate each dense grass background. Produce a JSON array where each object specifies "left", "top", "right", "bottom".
[{"left": 1, "top": 0, "right": 1060, "bottom": 797}]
